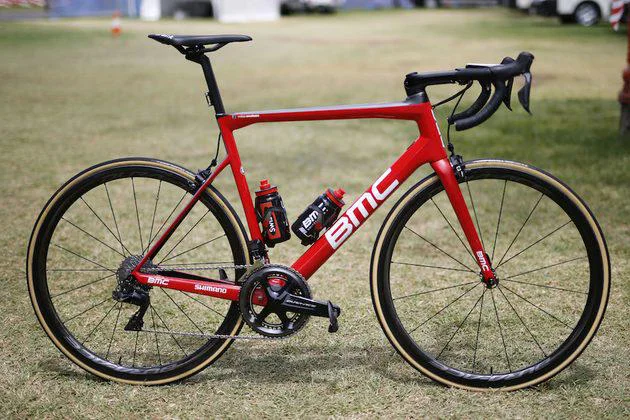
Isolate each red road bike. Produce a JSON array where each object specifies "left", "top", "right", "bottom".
[{"left": 27, "top": 34, "right": 610, "bottom": 390}]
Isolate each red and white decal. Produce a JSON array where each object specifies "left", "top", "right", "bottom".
[
  {"left": 147, "top": 276, "right": 169, "bottom": 286},
  {"left": 475, "top": 251, "right": 490, "bottom": 272},
  {"left": 325, "top": 168, "right": 399, "bottom": 249}
]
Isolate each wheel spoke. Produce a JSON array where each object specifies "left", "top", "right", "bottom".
[
  {"left": 105, "top": 303, "right": 123, "bottom": 359},
  {"left": 132, "top": 331, "right": 139, "bottom": 368},
  {"left": 408, "top": 283, "right": 479, "bottom": 334},
  {"left": 149, "top": 306, "right": 162, "bottom": 364},
  {"left": 436, "top": 289, "right": 484, "bottom": 360},
  {"left": 503, "top": 279, "right": 586, "bottom": 294},
  {"left": 430, "top": 198, "right": 475, "bottom": 263},
  {"left": 81, "top": 301, "right": 118, "bottom": 344},
  {"left": 391, "top": 261, "right": 472, "bottom": 273},
  {"left": 500, "top": 284, "right": 573, "bottom": 329},
  {"left": 158, "top": 210, "right": 210, "bottom": 264},
  {"left": 497, "top": 220, "right": 572, "bottom": 269},
  {"left": 497, "top": 286, "right": 547, "bottom": 358},
  {"left": 491, "top": 289, "right": 512, "bottom": 372},
  {"left": 472, "top": 288, "right": 486, "bottom": 370},
  {"left": 495, "top": 192, "right": 543, "bottom": 267},
  {"left": 131, "top": 178, "right": 144, "bottom": 254},
  {"left": 51, "top": 273, "right": 115, "bottom": 298},
  {"left": 491, "top": 180, "right": 507, "bottom": 261},
  {"left": 502, "top": 256, "right": 586, "bottom": 282},
  {"left": 161, "top": 233, "right": 226, "bottom": 264},
  {"left": 132, "top": 331, "right": 139, "bottom": 367},
  {"left": 179, "top": 291, "right": 226, "bottom": 318},
  {"left": 147, "top": 191, "right": 188, "bottom": 248},
  {"left": 151, "top": 304, "right": 188, "bottom": 357},
  {"left": 52, "top": 243, "right": 115, "bottom": 273},
  {"left": 104, "top": 183, "right": 128, "bottom": 257},
  {"left": 144, "top": 180, "right": 162, "bottom": 254},
  {"left": 393, "top": 280, "right": 478, "bottom": 300},
  {"left": 64, "top": 297, "right": 110, "bottom": 323},
  {"left": 61, "top": 217, "right": 125, "bottom": 258},
  {"left": 81, "top": 196, "right": 132, "bottom": 256},
  {"left": 403, "top": 226, "right": 476, "bottom": 273},
  {"left": 465, "top": 180, "right": 485, "bottom": 250},
  {"left": 161, "top": 288, "right": 205, "bottom": 334}
]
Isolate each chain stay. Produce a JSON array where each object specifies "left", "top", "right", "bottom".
[{"left": 140, "top": 261, "right": 289, "bottom": 340}]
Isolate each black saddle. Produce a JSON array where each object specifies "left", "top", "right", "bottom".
[{"left": 149, "top": 34, "right": 251, "bottom": 53}]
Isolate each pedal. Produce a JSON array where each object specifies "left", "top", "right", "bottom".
[{"left": 327, "top": 301, "right": 341, "bottom": 333}]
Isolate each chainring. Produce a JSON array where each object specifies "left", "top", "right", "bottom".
[{"left": 239, "top": 264, "right": 311, "bottom": 338}]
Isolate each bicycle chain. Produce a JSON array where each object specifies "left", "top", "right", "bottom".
[
  {"left": 139, "top": 262, "right": 292, "bottom": 341},
  {"left": 142, "top": 264, "right": 253, "bottom": 273}
]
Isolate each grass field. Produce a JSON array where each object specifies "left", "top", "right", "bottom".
[{"left": 1, "top": 9, "right": 629, "bottom": 418}]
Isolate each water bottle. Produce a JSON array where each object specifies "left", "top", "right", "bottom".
[
  {"left": 254, "top": 179, "right": 290, "bottom": 247},
  {"left": 292, "top": 188, "right": 345, "bottom": 245}
]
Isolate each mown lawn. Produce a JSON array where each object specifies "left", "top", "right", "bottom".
[{"left": 0, "top": 9, "right": 628, "bottom": 418}]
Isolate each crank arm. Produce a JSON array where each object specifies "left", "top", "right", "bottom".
[{"left": 279, "top": 293, "right": 341, "bottom": 332}]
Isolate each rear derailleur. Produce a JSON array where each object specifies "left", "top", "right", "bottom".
[{"left": 111, "top": 255, "right": 152, "bottom": 331}]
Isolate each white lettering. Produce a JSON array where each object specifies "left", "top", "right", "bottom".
[
  {"left": 325, "top": 168, "right": 399, "bottom": 249},
  {"left": 147, "top": 276, "right": 169, "bottom": 286},
  {"left": 346, "top": 192, "right": 378, "bottom": 226},
  {"left": 194, "top": 283, "right": 227, "bottom": 294},
  {"left": 476, "top": 251, "right": 490, "bottom": 272},
  {"left": 325, "top": 216, "right": 353, "bottom": 249},
  {"left": 371, "top": 168, "right": 399, "bottom": 201}
]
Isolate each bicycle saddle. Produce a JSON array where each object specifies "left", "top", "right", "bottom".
[{"left": 149, "top": 34, "right": 252, "bottom": 47}]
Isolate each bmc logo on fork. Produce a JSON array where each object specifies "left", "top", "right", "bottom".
[
  {"left": 475, "top": 251, "right": 490, "bottom": 272},
  {"left": 325, "top": 168, "right": 399, "bottom": 249}
]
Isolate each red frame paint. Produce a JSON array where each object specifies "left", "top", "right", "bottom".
[{"left": 132, "top": 99, "right": 495, "bottom": 301}]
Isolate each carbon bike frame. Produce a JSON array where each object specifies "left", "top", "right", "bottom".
[{"left": 131, "top": 97, "right": 494, "bottom": 302}]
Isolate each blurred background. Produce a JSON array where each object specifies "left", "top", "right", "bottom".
[
  {"left": 0, "top": 0, "right": 627, "bottom": 26},
  {"left": 1, "top": 0, "right": 628, "bottom": 418}
]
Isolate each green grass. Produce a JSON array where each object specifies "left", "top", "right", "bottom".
[{"left": 1, "top": 9, "right": 629, "bottom": 418}]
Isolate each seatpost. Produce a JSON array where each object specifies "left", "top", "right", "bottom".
[{"left": 186, "top": 51, "right": 225, "bottom": 115}]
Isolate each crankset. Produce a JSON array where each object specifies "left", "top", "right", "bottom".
[{"left": 239, "top": 264, "right": 341, "bottom": 338}]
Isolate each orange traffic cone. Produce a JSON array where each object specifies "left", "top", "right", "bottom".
[{"left": 111, "top": 11, "right": 121, "bottom": 37}]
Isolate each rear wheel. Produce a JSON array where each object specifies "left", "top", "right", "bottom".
[
  {"left": 371, "top": 160, "right": 609, "bottom": 390},
  {"left": 27, "top": 158, "right": 249, "bottom": 384}
]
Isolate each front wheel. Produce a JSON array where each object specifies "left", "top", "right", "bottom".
[
  {"left": 27, "top": 158, "right": 250, "bottom": 384},
  {"left": 371, "top": 160, "right": 609, "bottom": 390}
]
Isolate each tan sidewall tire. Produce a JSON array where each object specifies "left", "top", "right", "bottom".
[
  {"left": 370, "top": 159, "right": 610, "bottom": 391},
  {"left": 27, "top": 158, "right": 249, "bottom": 385}
]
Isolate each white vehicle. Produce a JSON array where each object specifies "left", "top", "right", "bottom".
[
  {"left": 281, "top": 0, "right": 344, "bottom": 13},
  {"left": 531, "top": 0, "right": 612, "bottom": 26},
  {"left": 558, "top": 0, "right": 611, "bottom": 25}
]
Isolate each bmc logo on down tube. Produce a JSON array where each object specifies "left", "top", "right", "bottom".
[{"left": 325, "top": 168, "right": 399, "bottom": 249}]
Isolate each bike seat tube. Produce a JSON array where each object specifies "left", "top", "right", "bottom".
[{"left": 187, "top": 52, "right": 225, "bottom": 115}]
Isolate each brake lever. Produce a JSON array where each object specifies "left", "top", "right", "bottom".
[
  {"left": 518, "top": 72, "right": 532, "bottom": 114},
  {"left": 504, "top": 78, "right": 513, "bottom": 111},
  {"left": 498, "top": 57, "right": 515, "bottom": 111}
]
